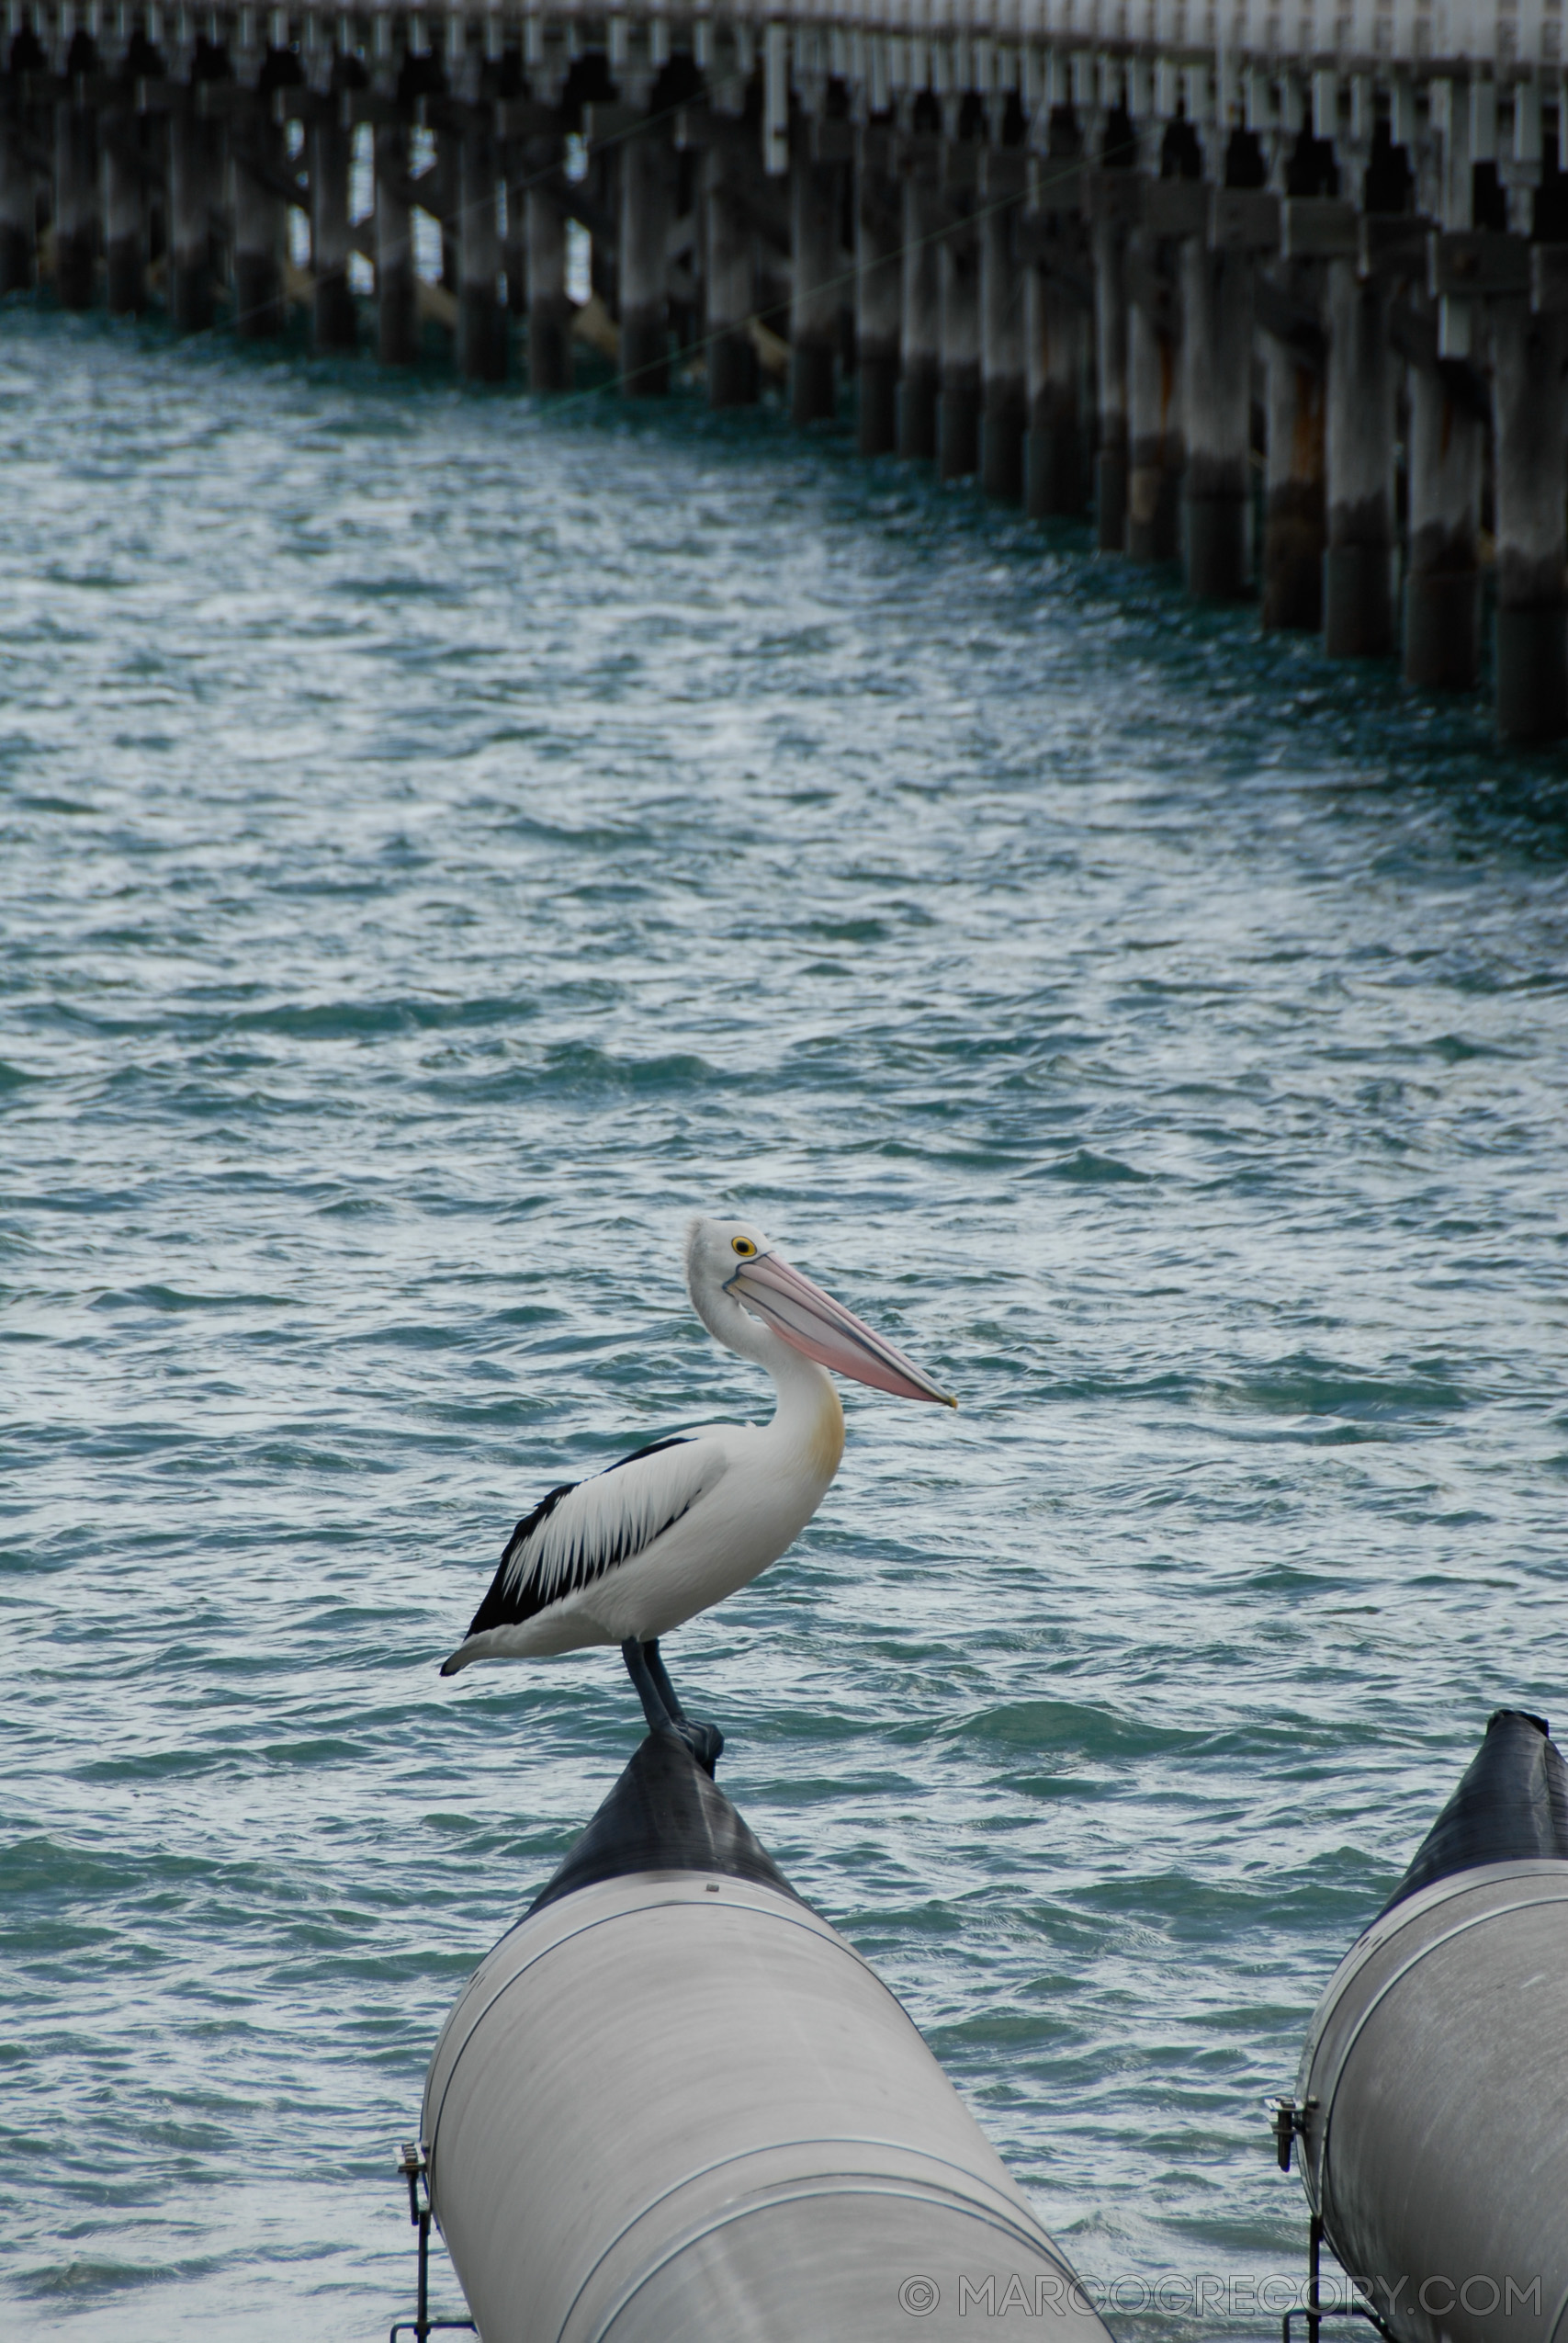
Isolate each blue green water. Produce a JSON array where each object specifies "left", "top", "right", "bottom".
[{"left": 4, "top": 305, "right": 1566, "bottom": 2341}]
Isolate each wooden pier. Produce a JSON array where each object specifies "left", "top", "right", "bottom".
[{"left": 5, "top": 4, "right": 1566, "bottom": 741}]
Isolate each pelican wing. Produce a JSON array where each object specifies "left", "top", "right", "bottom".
[{"left": 463, "top": 1433, "right": 725, "bottom": 1637}]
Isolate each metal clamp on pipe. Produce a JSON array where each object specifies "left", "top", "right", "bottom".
[{"left": 390, "top": 2141, "right": 478, "bottom": 2343}]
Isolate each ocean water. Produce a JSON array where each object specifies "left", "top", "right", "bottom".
[{"left": 3, "top": 305, "right": 1566, "bottom": 2343}]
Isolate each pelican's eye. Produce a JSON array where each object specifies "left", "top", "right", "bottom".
[{"left": 731, "top": 1237, "right": 757, "bottom": 1258}]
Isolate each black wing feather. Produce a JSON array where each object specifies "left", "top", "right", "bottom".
[{"left": 465, "top": 1434, "right": 701, "bottom": 1636}]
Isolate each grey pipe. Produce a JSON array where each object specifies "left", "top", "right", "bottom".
[
  {"left": 1292, "top": 1711, "right": 1568, "bottom": 2343},
  {"left": 423, "top": 1733, "right": 1114, "bottom": 2343}
]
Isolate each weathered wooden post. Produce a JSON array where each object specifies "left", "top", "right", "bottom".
[
  {"left": 1491, "top": 294, "right": 1567, "bottom": 741},
  {"left": 526, "top": 188, "right": 571, "bottom": 390},
  {"left": 228, "top": 82, "right": 286, "bottom": 338},
  {"left": 1089, "top": 172, "right": 1134, "bottom": 548},
  {"left": 0, "top": 83, "right": 36, "bottom": 292},
  {"left": 1025, "top": 131, "right": 1093, "bottom": 524},
  {"left": 939, "top": 171, "right": 981, "bottom": 481},
  {"left": 897, "top": 154, "right": 942, "bottom": 458},
  {"left": 1323, "top": 260, "right": 1394, "bottom": 655},
  {"left": 790, "top": 142, "right": 839, "bottom": 424},
  {"left": 101, "top": 89, "right": 148, "bottom": 314},
  {"left": 361, "top": 12, "right": 417, "bottom": 365},
  {"left": 705, "top": 143, "right": 756, "bottom": 407},
  {"left": 1403, "top": 365, "right": 1482, "bottom": 690},
  {"left": 621, "top": 125, "right": 671, "bottom": 393},
  {"left": 523, "top": 128, "right": 571, "bottom": 393},
  {"left": 855, "top": 123, "right": 899, "bottom": 454},
  {"left": 167, "top": 96, "right": 214, "bottom": 330},
  {"left": 1025, "top": 266, "right": 1089, "bottom": 516},
  {"left": 1124, "top": 221, "right": 1181, "bottom": 560},
  {"left": 373, "top": 111, "right": 419, "bottom": 364},
  {"left": 53, "top": 88, "right": 96, "bottom": 308},
  {"left": 502, "top": 131, "right": 526, "bottom": 329},
  {"left": 1258, "top": 265, "right": 1325, "bottom": 630},
  {"left": 979, "top": 148, "right": 1025, "bottom": 501},
  {"left": 457, "top": 108, "right": 505, "bottom": 379},
  {"left": 310, "top": 95, "right": 356, "bottom": 352},
  {"left": 1179, "top": 238, "right": 1252, "bottom": 597}
]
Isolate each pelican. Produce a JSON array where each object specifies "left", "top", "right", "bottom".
[{"left": 440, "top": 1215, "right": 954, "bottom": 1764}]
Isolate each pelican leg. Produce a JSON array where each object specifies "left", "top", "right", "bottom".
[
  {"left": 644, "top": 1641, "right": 687, "bottom": 1721},
  {"left": 645, "top": 1640, "right": 724, "bottom": 1769},
  {"left": 621, "top": 1638, "right": 724, "bottom": 1773}
]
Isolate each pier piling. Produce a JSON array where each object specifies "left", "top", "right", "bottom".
[
  {"left": 308, "top": 98, "right": 356, "bottom": 352},
  {"left": 525, "top": 170, "right": 570, "bottom": 390},
  {"left": 374, "top": 113, "right": 420, "bottom": 366},
  {"left": 0, "top": 85, "right": 34, "bottom": 293},
  {"left": 1404, "top": 364, "right": 1482, "bottom": 691},
  {"left": 703, "top": 144, "right": 754, "bottom": 408},
  {"left": 620, "top": 125, "right": 671, "bottom": 394},
  {"left": 938, "top": 178, "right": 980, "bottom": 481},
  {"left": 457, "top": 108, "right": 505, "bottom": 379},
  {"left": 1089, "top": 183, "right": 1132, "bottom": 549},
  {"left": 789, "top": 147, "right": 839, "bottom": 424},
  {"left": 1125, "top": 226, "right": 1181, "bottom": 560},
  {"left": 979, "top": 151, "right": 1025, "bottom": 501},
  {"left": 502, "top": 127, "right": 527, "bottom": 327},
  {"left": 854, "top": 127, "right": 898, "bottom": 455},
  {"left": 166, "top": 100, "right": 214, "bottom": 332},
  {"left": 1492, "top": 300, "right": 1568, "bottom": 741},
  {"left": 1323, "top": 261, "right": 1394, "bottom": 656},
  {"left": 230, "top": 96, "right": 284, "bottom": 338},
  {"left": 1179, "top": 241, "right": 1252, "bottom": 598},
  {"left": 897, "top": 162, "right": 941, "bottom": 460},
  {"left": 11, "top": 5, "right": 1568, "bottom": 752},
  {"left": 1025, "top": 247, "right": 1090, "bottom": 521},
  {"left": 52, "top": 91, "right": 96, "bottom": 311},
  {"left": 102, "top": 96, "right": 148, "bottom": 316},
  {"left": 1259, "top": 276, "right": 1326, "bottom": 631}
]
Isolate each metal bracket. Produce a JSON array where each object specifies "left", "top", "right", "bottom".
[
  {"left": 1267, "top": 2093, "right": 1317, "bottom": 2171},
  {"left": 1269, "top": 2105, "right": 1399, "bottom": 2343},
  {"left": 1280, "top": 2214, "right": 1399, "bottom": 2343},
  {"left": 389, "top": 2142, "right": 476, "bottom": 2343}
]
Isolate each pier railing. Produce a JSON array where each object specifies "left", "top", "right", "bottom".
[{"left": 5, "top": 4, "right": 1566, "bottom": 736}]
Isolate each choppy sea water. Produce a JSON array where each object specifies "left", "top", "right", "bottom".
[{"left": 3, "top": 304, "right": 1566, "bottom": 2342}]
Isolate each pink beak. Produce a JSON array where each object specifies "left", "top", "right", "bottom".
[{"left": 726, "top": 1251, "right": 955, "bottom": 1407}]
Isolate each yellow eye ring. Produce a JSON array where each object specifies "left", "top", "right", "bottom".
[{"left": 731, "top": 1237, "right": 757, "bottom": 1257}]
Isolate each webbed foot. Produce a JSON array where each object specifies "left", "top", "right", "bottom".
[{"left": 675, "top": 1717, "right": 725, "bottom": 1774}]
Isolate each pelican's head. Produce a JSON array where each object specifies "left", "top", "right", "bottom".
[{"left": 684, "top": 1215, "right": 955, "bottom": 1406}]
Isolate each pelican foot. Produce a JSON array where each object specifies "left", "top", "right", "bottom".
[
  {"left": 676, "top": 1718, "right": 725, "bottom": 1774},
  {"left": 621, "top": 1641, "right": 726, "bottom": 1775}
]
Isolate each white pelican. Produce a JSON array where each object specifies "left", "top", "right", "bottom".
[{"left": 440, "top": 1215, "right": 954, "bottom": 1763}]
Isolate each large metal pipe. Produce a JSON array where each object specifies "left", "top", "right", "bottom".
[
  {"left": 1291, "top": 1710, "right": 1568, "bottom": 2343},
  {"left": 423, "top": 1733, "right": 1115, "bottom": 2343}
]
